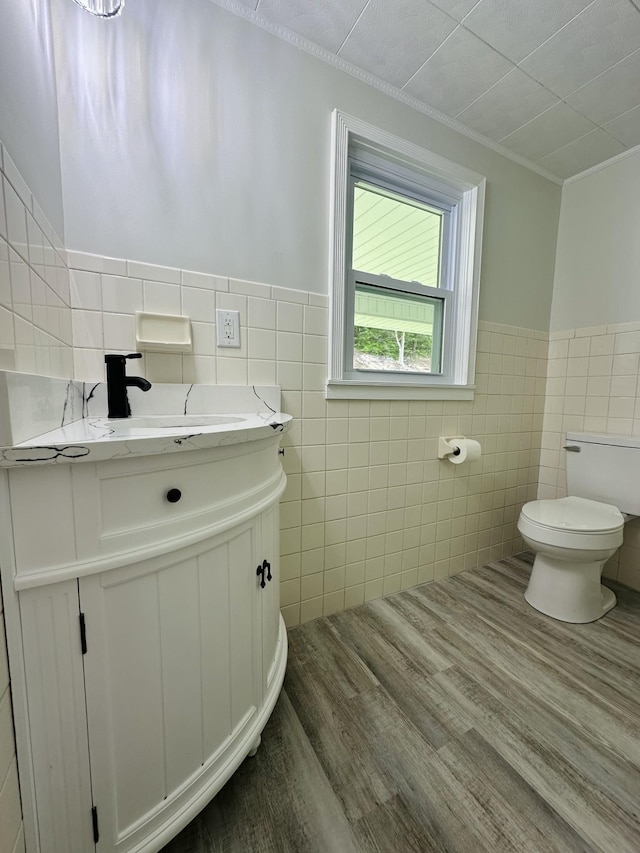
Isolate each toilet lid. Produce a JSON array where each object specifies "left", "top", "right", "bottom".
[{"left": 521, "top": 496, "right": 624, "bottom": 533}]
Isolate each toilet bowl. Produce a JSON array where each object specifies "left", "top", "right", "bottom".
[
  {"left": 518, "top": 496, "right": 623, "bottom": 623},
  {"left": 517, "top": 431, "right": 640, "bottom": 623}
]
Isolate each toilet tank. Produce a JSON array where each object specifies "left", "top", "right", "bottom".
[{"left": 565, "top": 432, "right": 640, "bottom": 514}]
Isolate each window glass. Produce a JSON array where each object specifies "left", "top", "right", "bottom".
[
  {"left": 352, "top": 181, "right": 443, "bottom": 287},
  {"left": 353, "top": 283, "right": 443, "bottom": 374}
]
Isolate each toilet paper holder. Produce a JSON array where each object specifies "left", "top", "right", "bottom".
[{"left": 437, "top": 436, "right": 465, "bottom": 459}]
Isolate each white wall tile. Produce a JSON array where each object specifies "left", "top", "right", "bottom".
[
  {"left": 303, "top": 305, "right": 328, "bottom": 336},
  {"left": 277, "top": 361, "right": 303, "bottom": 391},
  {"left": 272, "top": 286, "right": 308, "bottom": 305},
  {"left": 229, "top": 278, "right": 270, "bottom": 299},
  {"left": 247, "top": 359, "right": 277, "bottom": 385},
  {"left": 3, "top": 180, "right": 27, "bottom": 259},
  {"left": 613, "top": 353, "right": 640, "bottom": 375},
  {"left": 248, "top": 297, "right": 276, "bottom": 330},
  {"left": 303, "top": 334, "right": 327, "bottom": 364},
  {"left": 277, "top": 301, "right": 304, "bottom": 332},
  {"left": 615, "top": 330, "right": 640, "bottom": 354},
  {"left": 73, "top": 348, "right": 104, "bottom": 381},
  {"left": 2, "top": 150, "right": 32, "bottom": 210},
  {"left": 277, "top": 332, "right": 303, "bottom": 362},
  {"left": 144, "top": 352, "right": 183, "bottom": 383},
  {"left": 181, "top": 270, "right": 228, "bottom": 291},
  {"left": 102, "top": 275, "right": 143, "bottom": 314},
  {"left": 191, "top": 322, "right": 216, "bottom": 356},
  {"left": 1, "top": 147, "right": 72, "bottom": 378},
  {"left": 70, "top": 270, "right": 102, "bottom": 311},
  {"left": 103, "top": 312, "right": 136, "bottom": 350},
  {"left": 182, "top": 355, "right": 216, "bottom": 384},
  {"left": 539, "top": 319, "right": 640, "bottom": 591},
  {"left": 248, "top": 328, "right": 276, "bottom": 360},
  {"left": 181, "top": 286, "right": 215, "bottom": 322},
  {"left": 72, "top": 309, "right": 103, "bottom": 349},
  {"left": 127, "top": 260, "right": 180, "bottom": 284},
  {"left": 216, "top": 356, "right": 248, "bottom": 385},
  {"left": 143, "top": 280, "right": 181, "bottom": 315},
  {"left": 0, "top": 306, "right": 14, "bottom": 351},
  {"left": 67, "top": 251, "right": 127, "bottom": 276},
  {"left": 26, "top": 214, "right": 44, "bottom": 267},
  {"left": 216, "top": 292, "right": 246, "bottom": 316}
]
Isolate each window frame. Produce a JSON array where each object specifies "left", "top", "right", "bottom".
[{"left": 327, "top": 110, "right": 486, "bottom": 401}]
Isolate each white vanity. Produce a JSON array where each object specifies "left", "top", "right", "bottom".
[{"left": 0, "top": 374, "right": 291, "bottom": 853}]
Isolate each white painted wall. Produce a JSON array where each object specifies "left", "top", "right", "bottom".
[
  {"left": 0, "top": 0, "right": 64, "bottom": 238},
  {"left": 551, "top": 149, "right": 640, "bottom": 331},
  {"left": 50, "top": 0, "right": 561, "bottom": 331}
]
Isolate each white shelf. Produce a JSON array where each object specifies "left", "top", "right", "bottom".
[{"left": 135, "top": 311, "right": 192, "bottom": 352}]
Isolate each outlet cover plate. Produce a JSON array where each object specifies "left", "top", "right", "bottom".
[{"left": 216, "top": 309, "right": 241, "bottom": 348}]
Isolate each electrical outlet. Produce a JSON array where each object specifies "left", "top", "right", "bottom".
[{"left": 216, "top": 309, "right": 241, "bottom": 348}]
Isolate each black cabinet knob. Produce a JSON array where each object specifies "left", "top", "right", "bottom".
[{"left": 166, "top": 488, "right": 182, "bottom": 503}]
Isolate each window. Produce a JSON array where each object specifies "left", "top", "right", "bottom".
[{"left": 327, "top": 110, "right": 485, "bottom": 400}]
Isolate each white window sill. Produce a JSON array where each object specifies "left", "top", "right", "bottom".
[{"left": 325, "top": 380, "right": 475, "bottom": 401}]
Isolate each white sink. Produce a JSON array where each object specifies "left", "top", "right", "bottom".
[{"left": 106, "top": 414, "right": 246, "bottom": 430}]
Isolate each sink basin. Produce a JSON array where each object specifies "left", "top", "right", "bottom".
[{"left": 106, "top": 415, "right": 246, "bottom": 430}]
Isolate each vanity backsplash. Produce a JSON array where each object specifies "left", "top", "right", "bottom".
[{"left": 0, "top": 370, "right": 281, "bottom": 446}]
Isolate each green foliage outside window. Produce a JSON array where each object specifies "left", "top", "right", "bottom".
[{"left": 354, "top": 326, "right": 432, "bottom": 360}]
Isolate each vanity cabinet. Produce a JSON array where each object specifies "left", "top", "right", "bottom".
[{"left": 2, "top": 433, "right": 287, "bottom": 853}]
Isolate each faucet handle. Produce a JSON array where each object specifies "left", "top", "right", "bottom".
[{"left": 104, "top": 353, "right": 142, "bottom": 364}]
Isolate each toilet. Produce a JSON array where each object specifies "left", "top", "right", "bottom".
[{"left": 517, "top": 432, "right": 640, "bottom": 623}]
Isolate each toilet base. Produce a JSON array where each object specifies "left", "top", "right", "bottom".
[{"left": 524, "top": 552, "right": 617, "bottom": 623}]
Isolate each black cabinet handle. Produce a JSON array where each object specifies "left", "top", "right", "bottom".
[
  {"left": 257, "top": 559, "right": 272, "bottom": 589},
  {"left": 166, "top": 488, "right": 182, "bottom": 503}
]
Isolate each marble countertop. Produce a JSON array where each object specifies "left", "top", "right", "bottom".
[
  {"left": 1, "top": 412, "right": 292, "bottom": 467},
  {"left": 0, "top": 373, "right": 291, "bottom": 467}
]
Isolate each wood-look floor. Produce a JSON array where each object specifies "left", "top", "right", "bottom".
[{"left": 161, "top": 555, "right": 640, "bottom": 853}]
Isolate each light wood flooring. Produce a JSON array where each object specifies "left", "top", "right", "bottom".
[{"left": 162, "top": 555, "right": 640, "bottom": 853}]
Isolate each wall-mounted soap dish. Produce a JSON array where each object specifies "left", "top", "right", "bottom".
[{"left": 135, "top": 311, "right": 192, "bottom": 353}]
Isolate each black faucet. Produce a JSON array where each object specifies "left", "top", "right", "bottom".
[{"left": 105, "top": 353, "right": 152, "bottom": 418}]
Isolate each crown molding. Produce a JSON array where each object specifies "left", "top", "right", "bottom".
[
  {"left": 564, "top": 139, "right": 640, "bottom": 185},
  {"left": 209, "top": 0, "right": 564, "bottom": 187}
]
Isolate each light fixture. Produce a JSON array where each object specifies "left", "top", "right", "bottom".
[{"left": 72, "top": 0, "right": 124, "bottom": 17}]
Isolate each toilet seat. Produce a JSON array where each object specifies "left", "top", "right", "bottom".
[
  {"left": 518, "top": 497, "right": 623, "bottom": 552},
  {"left": 520, "top": 496, "right": 624, "bottom": 534}
]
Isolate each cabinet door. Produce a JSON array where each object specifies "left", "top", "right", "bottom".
[
  {"left": 79, "top": 521, "right": 261, "bottom": 853},
  {"left": 19, "top": 581, "right": 95, "bottom": 853},
  {"left": 259, "top": 503, "right": 283, "bottom": 693}
]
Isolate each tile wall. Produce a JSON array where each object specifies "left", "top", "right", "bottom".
[
  {"left": 0, "top": 142, "right": 74, "bottom": 853},
  {"left": 0, "top": 144, "right": 72, "bottom": 378},
  {"left": 68, "top": 249, "right": 548, "bottom": 626},
  {"left": 540, "top": 322, "right": 640, "bottom": 592}
]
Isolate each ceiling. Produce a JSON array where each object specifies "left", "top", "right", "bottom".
[{"left": 215, "top": 0, "right": 640, "bottom": 182}]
